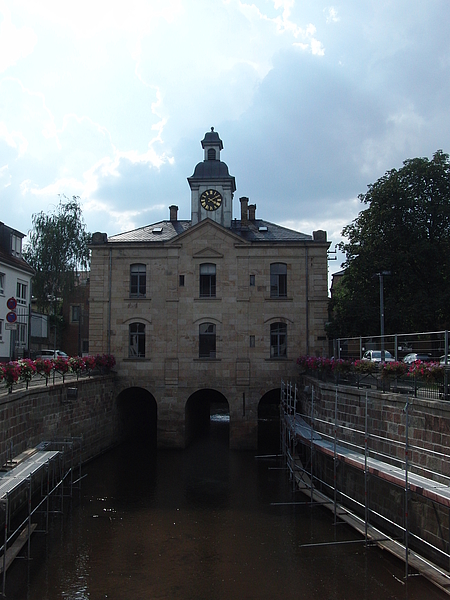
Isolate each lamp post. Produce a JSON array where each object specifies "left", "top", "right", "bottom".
[{"left": 377, "top": 271, "right": 391, "bottom": 361}]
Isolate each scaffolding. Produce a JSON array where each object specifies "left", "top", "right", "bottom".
[
  {"left": 280, "top": 380, "right": 450, "bottom": 595},
  {"left": 0, "top": 437, "right": 82, "bottom": 598}
]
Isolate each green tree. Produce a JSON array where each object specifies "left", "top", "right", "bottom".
[
  {"left": 24, "top": 195, "right": 91, "bottom": 314},
  {"left": 329, "top": 150, "right": 450, "bottom": 337}
]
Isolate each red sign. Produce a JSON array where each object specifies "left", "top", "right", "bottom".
[
  {"left": 6, "top": 312, "right": 17, "bottom": 323},
  {"left": 6, "top": 297, "right": 17, "bottom": 310}
]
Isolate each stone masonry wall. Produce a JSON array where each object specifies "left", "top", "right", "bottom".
[
  {"left": 299, "top": 377, "right": 450, "bottom": 565},
  {"left": 0, "top": 375, "right": 119, "bottom": 465}
]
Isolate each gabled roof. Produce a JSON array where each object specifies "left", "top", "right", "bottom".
[
  {"left": 0, "top": 246, "right": 35, "bottom": 275},
  {"left": 106, "top": 218, "right": 312, "bottom": 245}
]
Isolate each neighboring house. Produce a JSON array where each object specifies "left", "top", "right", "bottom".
[
  {"left": 0, "top": 222, "right": 34, "bottom": 362},
  {"left": 89, "top": 128, "right": 330, "bottom": 448},
  {"left": 61, "top": 272, "right": 90, "bottom": 356}
]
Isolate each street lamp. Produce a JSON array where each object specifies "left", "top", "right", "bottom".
[{"left": 377, "top": 271, "right": 391, "bottom": 361}]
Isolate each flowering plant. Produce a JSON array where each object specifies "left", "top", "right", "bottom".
[
  {"left": 95, "top": 354, "right": 116, "bottom": 371},
  {"left": 69, "top": 356, "right": 86, "bottom": 374},
  {"left": 35, "top": 358, "right": 54, "bottom": 377},
  {"left": 53, "top": 356, "right": 70, "bottom": 374},
  {"left": 83, "top": 355, "right": 97, "bottom": 371},
  {"left": 380, "top": 361, "right": 409, "bottom": 379},
  {"left": 353, "top": 359, "right": 378, "bottom": 375},
  {"left": 331, "top": 358, "right": 352, "bottom": 374},
  {"left": 2, "top": 361, "right": 21, "bottom": 392},
  {"left": 18, "top": 358, "right": 37, "bottom": 386},
  {"left": 407, "top": 361, "right": 444, "bottom": 383}
]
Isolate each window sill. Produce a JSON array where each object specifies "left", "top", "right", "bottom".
[
  {"left": 265, "top": 357, "right": 289, "bottom": 361},
  {"left": 194, "top": 358, "right": 221, "bottom": 362},
  {"left": 126, "top": 297, "right": 151, "bottom": 301},
  {"left": 194, "top": 297, "right": 222, "bottom": 302},
  {"left": 123, "top": 357, "right": 151, "bottom": 362},
  {"left": 266, "top": 297, "right": 293, "bottom": 302}
]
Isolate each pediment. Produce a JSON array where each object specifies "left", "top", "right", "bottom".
[{"left": 192, "top": 247, "right": 224, "bottom": 259}]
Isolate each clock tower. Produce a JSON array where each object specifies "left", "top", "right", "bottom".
[{"left": 188, "top": 128, "right": 236, "bottom": 227}]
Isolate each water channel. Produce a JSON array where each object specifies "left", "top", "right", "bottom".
[{"left": 5, "top": 416, "right": 449, "bottom": 600}]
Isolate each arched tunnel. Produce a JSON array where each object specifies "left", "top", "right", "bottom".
[
  {"left": 185, "top": 389, "right": 230, "bottom": 446},
  {"left": 117, "top": 387, "right": 157, "bottom": 447}
]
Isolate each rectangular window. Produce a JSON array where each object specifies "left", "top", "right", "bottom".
[
  {"left": 16, "top": 281, "right": 27, "bottom": 305},
  {"left": 11, "top": 234, "right": 22, "bottom": 257},
  {"left": 71, "top": 305, "right": 81, "bottom": 323},
  {"left": 199, "top": 263, "right": 216, "bottom": 298},
  {"left": 250, "top": 335, "right": 255, "bottom": 348},
  {"left": 0, "top": 319, "right": 3, "bottom": 342},
  {"left": 179, "top": 275, "right": 185, "bottom": 287},
  {"left": 270, "top": 322, "right": 287, "bottom": 358},
  {"left": 199, "top": 323, "right": 216, "bottom": 358},
  {"left": 0, "top": 272, "right": 4, "bottom": 295},
  {"left": 130, "top": 264, "right": 146, "bottom": 298},
  {"left": 129, "top": 323, "right": 145, "bottom": 358},
  {"left": 270, "top": 263, "right": 287, "bottom": 298},
  {"left": 249, "top": 274, "right": 255, "bottom": 286},
  {"left": 82, "top": 340, "right": 89, "bottom": 354}
]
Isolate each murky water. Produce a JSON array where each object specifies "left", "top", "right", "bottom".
[{"left": 5, "top": 419, "right": 448, "bottom": 600}]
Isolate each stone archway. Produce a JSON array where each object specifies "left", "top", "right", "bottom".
[
  {"left": 117, "top": 387, "right": 157, "bottom": 447},
  {"left": 185, "top": 389, "right": 230, "bottom": 447},
  {"left": 258, "top": 388, "right": 281, "bottom": 453}
]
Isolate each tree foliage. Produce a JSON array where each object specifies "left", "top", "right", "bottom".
[
  {"left": 24, "top": 195, "right": 91, "bottom": 312},
  {"left": 328, "top": 150, "right": 450, "bottom": 337}
]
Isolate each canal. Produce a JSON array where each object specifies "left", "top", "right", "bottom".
[{"left": 5, "top": 417, "right": 449, "bottom": 599}]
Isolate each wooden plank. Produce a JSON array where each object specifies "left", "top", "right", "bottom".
[{"left": 0, "top": 523, "right": 37, "bottom": 574}]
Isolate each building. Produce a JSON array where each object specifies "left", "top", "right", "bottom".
[
  {"left": 0, "top": 222, "right": 34, "bottom": 362},
  {"left": 61, "top": 272, "right": 90, "bottom": 357},
  {"left": 89, "top": 128, "right": 330, "bottom": 448}
]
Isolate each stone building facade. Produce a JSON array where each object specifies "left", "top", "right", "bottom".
[{"left": 89, "top": 129, "right": 330, "bottom": 448}]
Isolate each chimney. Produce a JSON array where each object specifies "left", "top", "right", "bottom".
[
  {"left": 169, "top": 205, "right": 178, "bottom": 221},
  {"left": 240, "top": 197, "right": 249, "bottom": 224},
  {"left": 248, "top": 204, "right": 256, "bottom": 221}
]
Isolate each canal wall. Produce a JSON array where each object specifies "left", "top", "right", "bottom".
[
  {"left": 299, "top": 377, "right": 450, "bottom": 567},
  {"left": 0, "top": 375, "right": 119, "bottom": 466}
]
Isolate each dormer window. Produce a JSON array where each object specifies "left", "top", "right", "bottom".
[
  {"left": 11, "top": 234, "right": 22, "bottom": 257},
  {"left": 207, "top": 148, "right": 216, "bottom": 160}
]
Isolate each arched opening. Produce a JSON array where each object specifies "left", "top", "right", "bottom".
[
  {"left": 117, "top": 387, "right": 157, "bottom": 448},
  {"left": 258, "top": 389, "right": 281, "bottom": 453},
  {"left": 185, "top": 389, "right": 229, "bottom": 447}
]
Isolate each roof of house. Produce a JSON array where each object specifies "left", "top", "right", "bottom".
[{"left": 106, "top": 218, "right": 313, "bottom": 244}]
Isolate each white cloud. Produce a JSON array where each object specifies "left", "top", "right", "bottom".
[{"left": 0, "top": 2, "right": 37, "bottom": 73}]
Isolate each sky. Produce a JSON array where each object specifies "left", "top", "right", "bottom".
[{"left": 1, "top": 0, "right": 450, "bottom": 281}]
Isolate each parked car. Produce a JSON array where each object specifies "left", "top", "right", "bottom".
[
  {"left": 403, "top": 353, "right": 432, "bottom": 364},
  {"left": 362, "top": 350, "right": 395, "bottom": 363},
  {"left": 440, "top": 355, "right": 450, "bottom": 365},
  {"left": 36, "top": 349, "right": 68, "bottom": 360}
]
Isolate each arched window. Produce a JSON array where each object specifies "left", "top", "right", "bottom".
[
  {"left": 207, "top": 148, "right": 216, "bottom": 160},
  {"left": 129, "top": 323, "right": 145, "bottom": 357},
  {"left": 199, "top": 263, "right": 216, "bottom": 298},
  {"left": 130, "top": 263, "right": 146, "bottom": 297},
  {"left": 270, "top": 263, "right": 287, "bottom": 298},
  {"left": 270, "top": 322, "right": 287, "bottom": 358},
  {"left": 199, "top": 323, "right": 216, "bottom": 358}
]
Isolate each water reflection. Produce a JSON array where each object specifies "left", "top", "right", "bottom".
[{"left": 5, "top": 418, "right": 449, "bottom": 600}]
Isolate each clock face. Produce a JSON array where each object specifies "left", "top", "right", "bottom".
[{"left": 200, "top": 189, "right": 222, "bottom": 211}]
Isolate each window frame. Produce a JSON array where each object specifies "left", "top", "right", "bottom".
[
  {"left": 199, "top": 263, "right": 216, "bottom": 298},
  {"left": 199, "top": 322, "right": 216, "bottom": 358},
  {"left": 130, "top": 263, "right": 147, "bottom": 298},
  {"left": 129, "top": 322, "right": 146, "bottom": 358},
  {"left": 270, "top": 322, "right": 287, "bottom": 358},
  {"left": 16, "top": 280, "right": 28, "bottom": 305},
  {"left": 270, "top": 263, "right": 287, "bottom": 298},
  {"left": 0, "top": 272, "right": 4, "bottom": 295}
]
